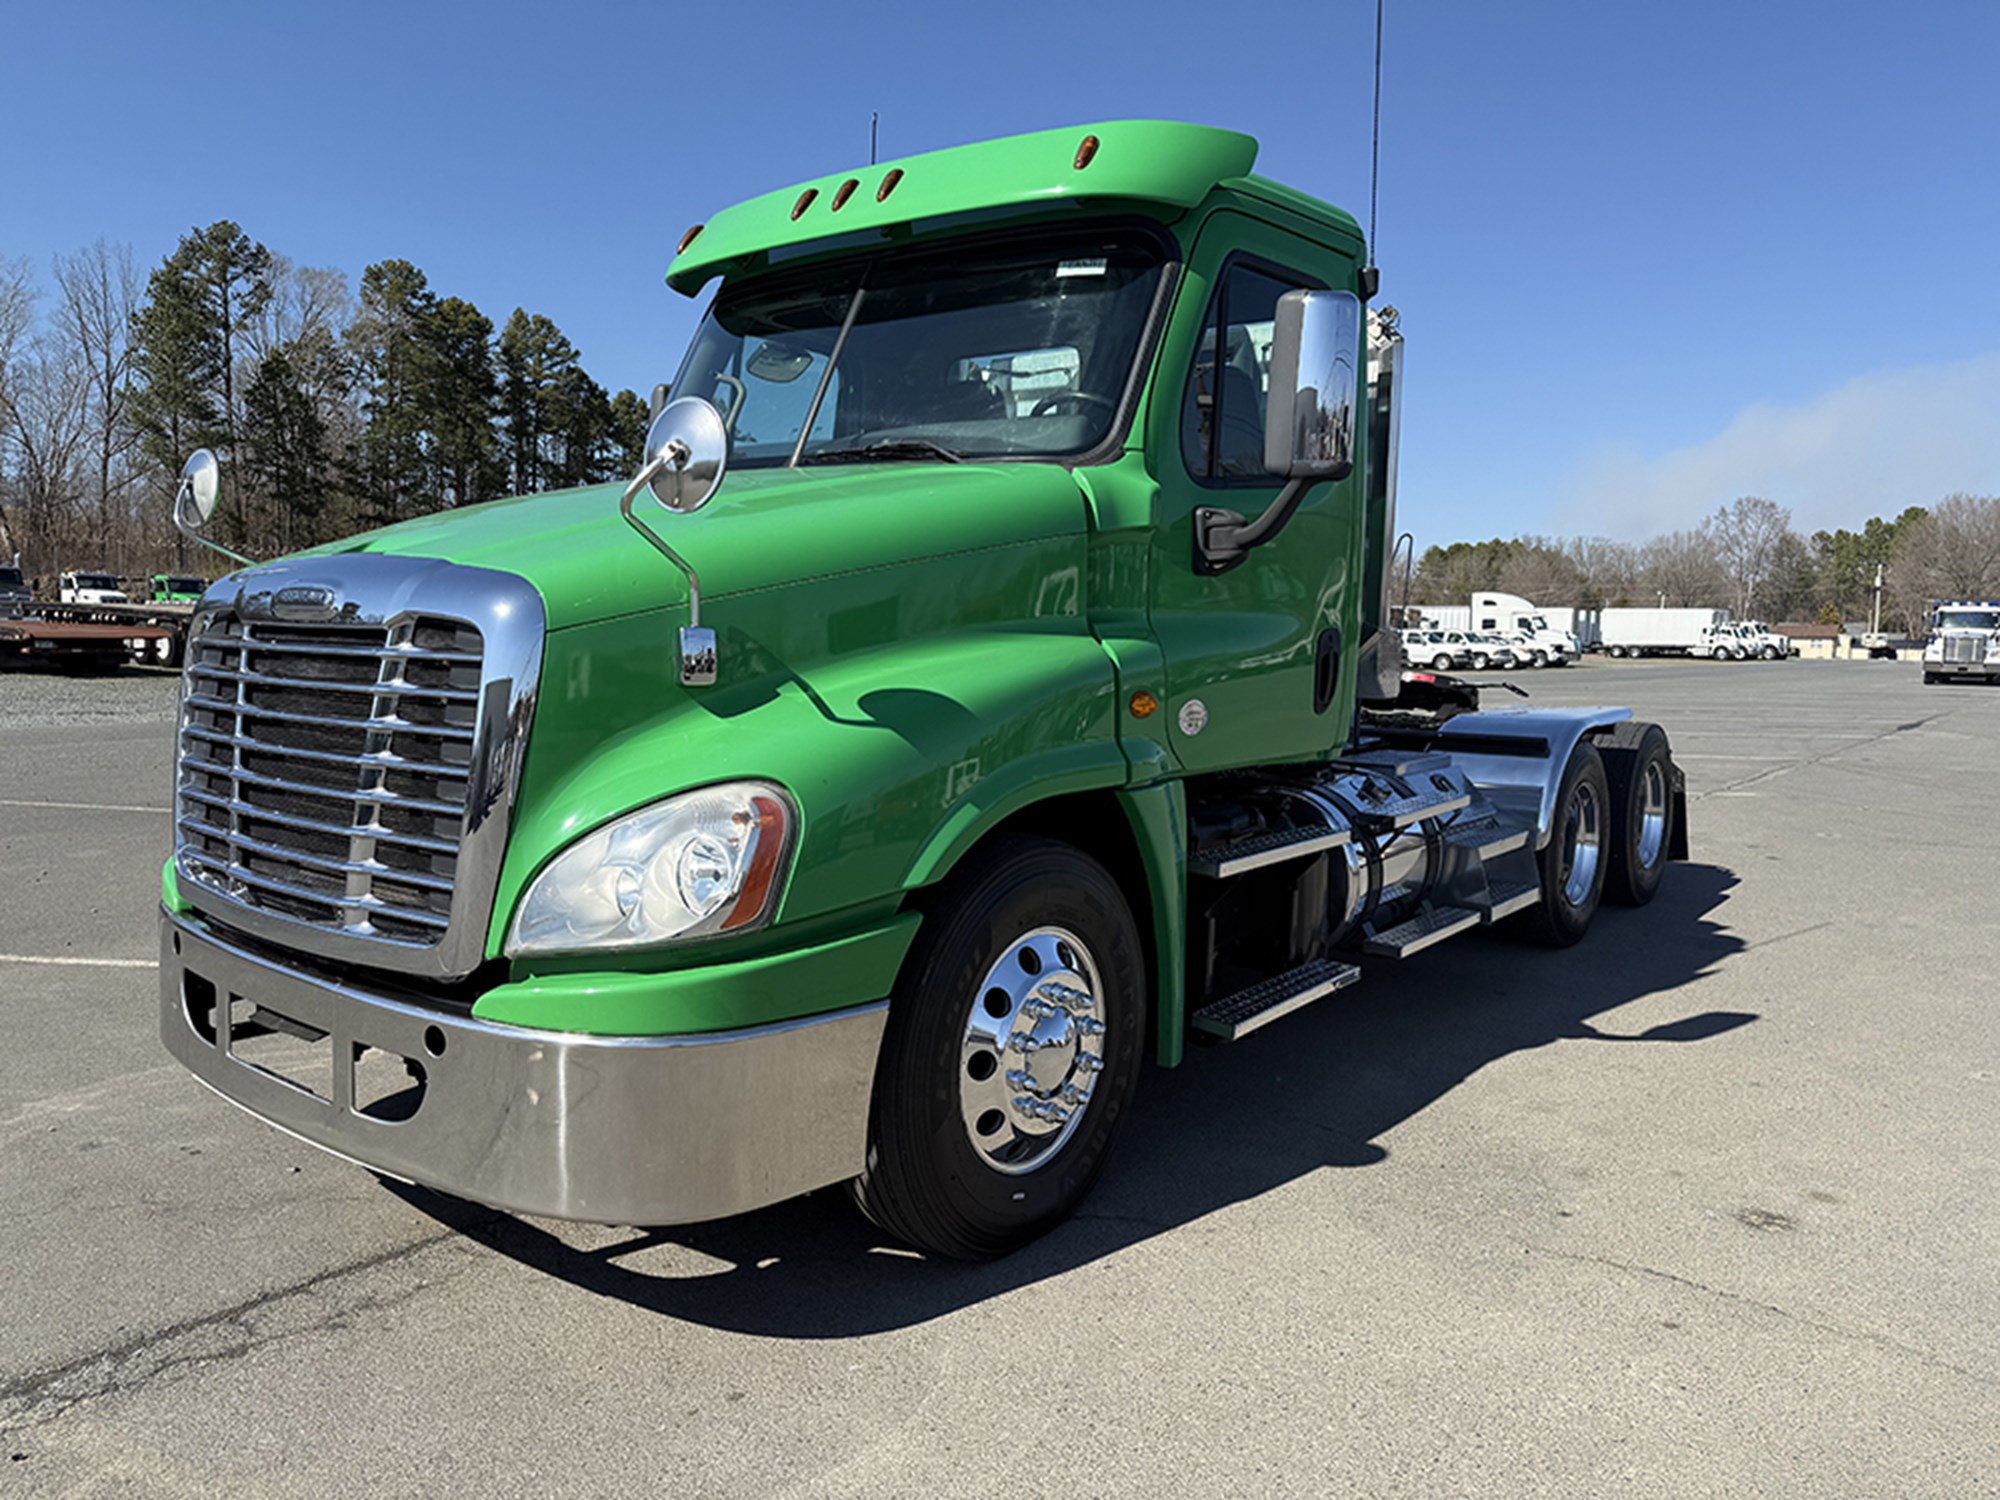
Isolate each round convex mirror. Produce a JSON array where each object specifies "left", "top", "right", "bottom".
[
  {"left": 644, "top": 397, "right": 729, "bottom": 513},
  {"left": 180, "top": 449, "right": 220, "bottom": 527}
]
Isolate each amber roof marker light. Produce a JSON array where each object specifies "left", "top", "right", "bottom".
[
  {"left": 1073, "top": 134, "right": 1100, "bottom": 170},
  {"left": 791, "top": 188, "right": 818, "bottom": 221},
  {"left": 877, "top": 168, "right": 905, "bottom": 203},
  {"left": 830, "top": 178, "right": 860, "bottom": 212},
  {"left": 676, "top": 223, "right": 705, "bottom": 255}
]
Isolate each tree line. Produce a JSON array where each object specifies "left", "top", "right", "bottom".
[
  {"left": 0, "top": 223, "right": 652, "bottom": 581},
  {"left": 1410, "top": 493, "right": 2000, "bottom": 634}
]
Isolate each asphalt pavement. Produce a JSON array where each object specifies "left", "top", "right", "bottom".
[{"left": 2, "top": 655, "right": 1996, "bottom": 1497}]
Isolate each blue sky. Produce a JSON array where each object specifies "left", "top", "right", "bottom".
[{"left": 9, "top": 0, "right": 1998, "bottom": 549}]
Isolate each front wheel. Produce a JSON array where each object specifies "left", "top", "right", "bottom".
[
  {"left": 1469, "top": 652, "right": 1491, "bottom": 670},
  {"left": 1760, "top": 645, "right": 1779, "bottom": 660},
  {"left": 1531, "top": 649, "right": 1549, "bottom": 668},
  {"left": 1431, "top": 653, "right": 1454, "bottom": 672},
  {"left": 853, "top": 836, "right": 1144, "bottom": 1259},
  {"left": 1519, "top": 743, "right": 1609, "bottom": 947}
]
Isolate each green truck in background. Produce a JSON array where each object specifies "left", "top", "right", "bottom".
[{"left": 160, "top": 121, "right": 1687, "bottom": 1259}]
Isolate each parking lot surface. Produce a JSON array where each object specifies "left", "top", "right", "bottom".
[{"left": 2, "top": 657, "right": 1996, "bottom": 1496}]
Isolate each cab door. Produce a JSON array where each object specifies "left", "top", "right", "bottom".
[{"left": 1147, "top": 212, "right": 1364, "bottom": 773}]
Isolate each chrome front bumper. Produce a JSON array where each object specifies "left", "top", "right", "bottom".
[
  {"left": 1928, "top": 659, "right": 1997, "bottom": 677},
  {"left": 160, "top": 910, "right": 889, "bottom": 1226}
]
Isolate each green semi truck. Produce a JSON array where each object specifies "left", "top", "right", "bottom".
[{"left": 159, "top": 121, "right": 1686, "bottom": 1258}]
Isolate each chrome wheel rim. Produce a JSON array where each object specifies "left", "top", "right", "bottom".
[
  {"left": 1636, "top": 759, "right": 1668, "bottom": 869},
  {"left": 1559, "top": 780, "right": 1604, "bottom": 907},
  {"left": 959, "top": 925, "right": 1106, "bottom": 1175}
]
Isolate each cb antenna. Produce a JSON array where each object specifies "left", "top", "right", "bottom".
[
  {"left": 1368, "top": 0, "right": 1384, "bottom": 270},
  {"left": 870, "top": 112, "right": 879, "bottom": 166}
]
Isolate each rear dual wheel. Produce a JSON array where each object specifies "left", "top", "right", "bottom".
[
  {"left": 1599, "top": 722, "right": 1676, "bottom": 906},
  {"left": 853, "top": 837, "right": 1144, "bottom": 1260},
  {"left": 1523, "top": 744, "right": 1609, "bottom": 947}
]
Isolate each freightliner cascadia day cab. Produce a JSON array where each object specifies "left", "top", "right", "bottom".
[{"left": 160, "top": 122, "right": 1689, "bottom": 1259}]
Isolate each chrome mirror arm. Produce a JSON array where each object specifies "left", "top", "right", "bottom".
[
  {"left": 618, "top": 442, "right": 716, "bottom": 687},
  {"left": 173, "top": 476, "right": 256, "bottom": 567}
]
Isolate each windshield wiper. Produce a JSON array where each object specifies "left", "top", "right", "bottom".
[{"left": 800, "top": 439, "right": 965, "bottom": 465}]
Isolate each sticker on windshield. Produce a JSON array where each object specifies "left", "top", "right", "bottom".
[{"left": 1056, "top": 259, "right": 1108, "bottom": 278}]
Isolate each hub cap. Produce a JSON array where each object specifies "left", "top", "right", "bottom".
[
  {"left": 1636, "top": 759, "right": 1668, "bottom": 869},
  {"left": 959, "top": 925, "right": 1106, "bottom": 1175},
  {"left": 1559, "top": 779, "right": 1604, "bottom": 907}
]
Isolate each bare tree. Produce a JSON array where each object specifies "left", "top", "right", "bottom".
[
  {"left": 1889, "top": 494, "right": 2000, "bottom": 630},
  {"left": 1639, "top": 526, "right": 1727, "bottom": 607},
  {"left": 1706, "top": 496, "right": 1793, "bottom": 615},
  {"left": 53, "top": 242, "right": 142, "bottom": 569},
  {"left": 0, "top": 257, "right": 37, "bottom": 564},
  {"left": 1561, "top": 535, "right": 1640, "bottom": 606}
]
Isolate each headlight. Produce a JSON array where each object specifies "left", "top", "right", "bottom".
[{"left": 507, "top": 781, "right": 794, "bottom": 956}]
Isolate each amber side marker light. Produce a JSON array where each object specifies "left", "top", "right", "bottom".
[
  {"left": 830, "top": 178, "right": 860, "bottom": 211},
  {"left": 676, "top": 223, "right": 705, "bottom": 255},
  {"left": 877, "top": 168, "right": 905, "bottom": 202},
  {"left": 791, "top": 188, "right": 818, "bottom": 220},
  {"left": 1074, "top": 134, "right": 1100, "bottom": 170},
  {"left": 1128, "top": 690, "right": 1158, "bottom": 718}
]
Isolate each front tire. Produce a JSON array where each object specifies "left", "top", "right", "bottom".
[
  {"left": 1520, "top": 743, "right": 1609, "bottom": 947},
  {"left": 1431, "top": 653, "right": 1454, "bottom": 672},
  {"left": 853, "top": 836, "right": 1144, "bottom": 1259}
]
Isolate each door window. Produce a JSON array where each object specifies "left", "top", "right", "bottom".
[{"left": 1180, "top": 262, "right": 1316, "bottom": 482}]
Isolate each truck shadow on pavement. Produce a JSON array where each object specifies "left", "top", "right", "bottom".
[{"left": 392, "top": 861, "right": 1750, "bottom": 1337}]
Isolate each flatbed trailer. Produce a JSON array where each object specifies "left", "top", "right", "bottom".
[{"left": 0, "top": 601, "right": 192, "bottom": 670}]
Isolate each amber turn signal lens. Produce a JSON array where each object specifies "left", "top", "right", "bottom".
[
  {"left": 791, "top": 188, "right": 818, "bottom": 220},
  {"left": 1128, "top": 690, "right": 1158, "bottom": 718},
  {"left": 1074, "top": 134, "right": 1100, "bottom": 170},
  {"left": 676, "top": 223, "right": 704, "bottom": 255},
  {"left": 877, "top": 168, "right": 904, "bottom": 202}
]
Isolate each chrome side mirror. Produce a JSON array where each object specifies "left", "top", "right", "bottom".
[
  {"left": 634, "top": 396, "right": 728, "bottom": 514},
  {"left": 617, "top": 397, "right": 730, "bottom": 687},
  {"left": 173, "top": 449, "right": 254, "bottom": 566},
  {"left": 1264, "top": 289, "right": 1360, "bottom": 482}
]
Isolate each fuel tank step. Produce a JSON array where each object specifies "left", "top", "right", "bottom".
[
  {"left": 1442, "top": 820, "right": 1531, "bottom": 861},
  {"left": 1190, "top": 823, "right": 1352, "bottom": 879},
  {"left": 1343, "top": 779, "right": 1472, "bottom": 831},
  {"left": 1362, "top": 903, "right": 1483, "bottom": 958},
  {"left": 1191, "top": 957, "right": 1362, "bottom": 1042},
  {"left": 1472, "top": 877, "right": 1542, "bottom": 922}
]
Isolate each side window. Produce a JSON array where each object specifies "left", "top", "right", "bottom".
[{"left": 1180, "top": 262, "right": 1313, "bottom": 482}]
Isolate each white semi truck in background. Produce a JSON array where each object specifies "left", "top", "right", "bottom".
[
  {"left": 1921, "top": 601, "right": 2000, "bottom": 684},
  {"left": 1599, "top": 608, "right": 1744, "bottom": 659},
  {"left": 1410, "top": 594, "right": 1578, "bottom": 665}
]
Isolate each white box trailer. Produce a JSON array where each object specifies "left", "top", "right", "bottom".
[{"left": 1599, "top": 607, "right": 1738, "bottom": 658}]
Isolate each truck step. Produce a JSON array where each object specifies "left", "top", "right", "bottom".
[
  {"left": 1362, "top": 903, "right": 1483, "bottom": 958},
  {"left": 1335, "top": 748, "right": 1455, "bottom": 778},
  {"left": 1345, "top": 781, "right": 1472, "bottom": 831},
  {"left": 1473, "top": 878, "right": 1542, "bottom": 923},
  {"left": 1191, "top": 957, "right": 1362, "bottom": 1043},
  {"left": 1442, "top": 820, "right": 1531, "bottom": 861},
  {"left": 1190, "top": 823, "right": 1351, "bottom": 879}
]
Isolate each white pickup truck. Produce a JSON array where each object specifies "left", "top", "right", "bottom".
[{"left": 58, "top": 570, "right": 131, "bottom": 605}]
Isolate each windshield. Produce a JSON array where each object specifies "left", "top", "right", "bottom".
[
  {"left": 74, "top": 573, "right": 119, "bottom": 590},
  {"left": 1938, "top": 609, "right": 2000, "bottom": 631},
  {"left": 673, "top": 226, "right": 1167, "bottom": 468},
  {"left": 162, "top": 576, "right": 204, "bottom": 593},
  {"left": 0, "top": 567, "right": 22, "bottom": 588}
]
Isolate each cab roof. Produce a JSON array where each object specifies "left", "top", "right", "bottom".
[{"left": 666, "top": 120, "right": 1360, "bottom": 294}]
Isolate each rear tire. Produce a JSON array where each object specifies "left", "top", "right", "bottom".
[
  {"left": 1520, "top": 743, "right": 1609, "bottom": 947},
  {"left": 852, "top": 836, "right": 1144, "bottom": 1259},
  {"left": 1599, "top": 722, "right": 1675, "bottom": 907}
]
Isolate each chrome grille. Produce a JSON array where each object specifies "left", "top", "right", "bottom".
[
  {"left": 1944, "top": 637, "right": 1983, "bottom": 663},
  {"left": 176, "top": 614, "right": 484, "bottom": 948}
]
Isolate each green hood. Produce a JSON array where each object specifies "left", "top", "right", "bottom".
[{"left": 306, "top": 462, "right": 1092, "bottom": 631}]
